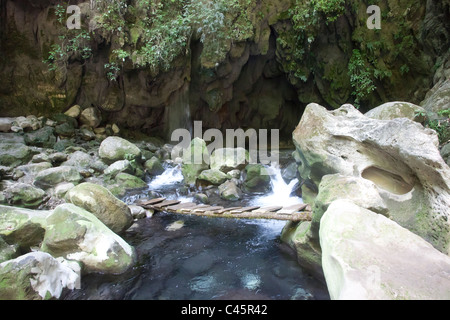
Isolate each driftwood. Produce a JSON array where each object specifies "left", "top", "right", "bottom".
[{"left": 136, "top": 198, "right": 312, "bottom": 222}]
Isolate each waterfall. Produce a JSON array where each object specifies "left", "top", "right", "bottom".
[
  {"left": 148, "top": 165, "right": 184, "bottom": 189},
  {"left": 165, "top": 85, "right": 193, "bottom": 141},
  {"left": 249, "top": 162, "right": 303, "bottom": 208}
]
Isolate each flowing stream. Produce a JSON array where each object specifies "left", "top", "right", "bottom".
[{"left": 63, "top": 152, "right": 329, "bottom": 300}]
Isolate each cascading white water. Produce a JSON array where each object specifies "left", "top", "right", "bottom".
[
  {"left": 249, "top": 162, "right": 303, "bottom": 208},
  {"left": 148, "top": 164, "right": 184, "bottom": 189}
]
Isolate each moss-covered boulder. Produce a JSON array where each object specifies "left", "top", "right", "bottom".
[
  {"left": 3, "top": 183, "right": 46, "bottom": 208},
  {"left": 34, "top": 166, "right": 83, "bottom": 189},
  {"left": 218, "top": 180, "right": 242, "bottom": 201},
  {"left": 65, "top": 182, "right": 133, "bottom": 234},
  {"left": 0, "top": 142, "right": 33, "bottom": 168},
  {"left": 242, "top": 164, "right": 271, "bottom": 193},
  {"left": 114, "top": 172, "right": 147, "bottom": 190},
  {"left": 181, "top": 138, "right": 210, "bottom": 185},
  {"left": 23, "top": 126, "right": 57, "bottom": 148},
  {"left": 0, "top": 205, "right": 50, "bottom": 249},
  {"left": 293, "top": 103, "right": 450, "bottom": 254},
  {"left": 99, "top": 136, "right": 142, "bottom": 164},
  {"left": 41, "top": 203, "right": 135, "bottom": 275},
  {"left": 144, "top": 156, "right": 165, "bottom": 176},
  {"left": 197, "top": 169, "right": 230, "bottom": 186},
  {"left": 0, "top": 236, "right": 19, "bottom": 263}
]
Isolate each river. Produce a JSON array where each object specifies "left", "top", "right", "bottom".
[{"left": 62, "top": 152, "right": 330, "bottom": 300}]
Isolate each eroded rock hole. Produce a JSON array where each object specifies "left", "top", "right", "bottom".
[{"left": 361, "top": 166, "right": 414, "bottom": 195}]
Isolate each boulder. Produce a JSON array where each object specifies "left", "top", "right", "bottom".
[
  {"left": 0, "top": 236, "right": 19, "bottom": 263},
  {"left": 320, "top": 199, "right": 450, "bottom": 300},
  {"left": 79, "top": 107, "right": 102, "bottom": 128},
  {"left": 0, "top": 251, "right": 80, "bottom": 300},
  {"left": 0, "top": 118, "right": 15, "bottom": 132},
  {"left": 14, "top": 162, "right": 53, "bottom": 184},
  {"left": 280, "top": 221, "right": 323, "bottom": 281},
  {"left": 365, "top": 101, "right": 426, "bottom": 123},
  {"left": 99, "top": 136, "right": 142, "bottom": 164},
  {"left": 421, "top": 78, "right": 450, "bottom": 114},
  {"left": 0, "top": 205, "right": 50, "bottom": 249},
  {"left": 64, "top": 105, "right": 82, "bottom": 118},
  {"left": 218, "top": 180, "right": 242, "bottom": 201},
  {"left": 12, "top": 116, "right": 41, "bottom": 132},
  {"left": 61, "top": 151, "right": 94, "bottom": 170},
  {"left": 242, "top": 164, "right": 271, "bottom": 193},
  {"left": 3, "top": 183, "right": 46, "bottom": 208},
  {"left": 210, "top": 147, "right": 249, "bottom": 173},
  {"left": 104, "top": 160, "right": 135, "bottom": 177},
  {"left": 307, "top": 174, "right": 388, "bottom": 248},
  {"left": 0, "top": 141, "right": 33, "bottom": 168},
  {"left": 181, "top": 137, "right": 210, "bottom": 185},
  {"left": 65, "top": 182, "right": 133, "bottom": 234},
  {"left": 55, "top": 122, "right": 76, "bottom": 137},
  {"left": 24, "top": 126, "right": 56, "bottom": 148},
  {"left": 114, "top": 172, "right": 147, "bottom": 190},
  {"left": 34, "top": 166, "right": 83, "bottom": 189},
  {"left": 144, "top": 156, "right": 165, "bottom": 176},
  {"left": 292, "top": 103, "right": 450, "bottom": 254},
  {"left": 41, "top": 204, "right": 135, "bottom": 275},
  {"left": 197, "top": 169, "right": 230, "bottom": 185}
]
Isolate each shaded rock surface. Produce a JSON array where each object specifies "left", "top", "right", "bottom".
[{"left": 320, "top": 199, "right": 450, "bottom": 300}]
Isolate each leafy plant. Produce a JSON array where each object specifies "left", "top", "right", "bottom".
[
  {"left": 43, "top": 5, "right": 92, "bottom": 75},
  {"left": 348, "top": 49, "right": 376, "bottom": 107}
]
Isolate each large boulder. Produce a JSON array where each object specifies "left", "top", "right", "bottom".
[
  {"left": 0, "top": 140, "right": 33, "bottom": 168},
  {"left": 421, "top": 78, "right": 450, "bottom": 114},
  {"left": 292, "top": 103, "right": 450, "bottom": 254},
  {"left": 34, "top": 166, "right": 83, "bottom": 189},
  {"left": 197, "top": 169, "right": 230, "bottom": 186},
  {"left": 181, "top": 137, "right": 210, "bottom": 185},
  {"left": 0, "top": 251, "right": 80, "bottom": 300},
  {"left": 99, "top": 136, "right": 142, "bottom": 164},
  {"left": 365, "top": 101, "right": 427, "bottom": 123},
  {"left": 41, "top": 204, "right": 135, "bottom": 275},
  {"left": 65, "top": 182, "right": 133, "bottom": 234},
  {"left": 79, "top": 107, "right": 102, "bottom": 128},
  {"left": 218, "top": 180, "right": 242, "bottom": 201},
  {"left": 320, "top": 199, "right": 450, "bottom": 300},
  {"left": 0, "top": 205, "right": 50, "bottom": 249}
]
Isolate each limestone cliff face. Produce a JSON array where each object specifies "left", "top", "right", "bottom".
[{"left": 0, "top": 0, "right": 448, "bottom": 140}]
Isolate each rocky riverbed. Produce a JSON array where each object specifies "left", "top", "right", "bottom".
[{"left": 0, "top": 100, "right": 449, "bottom": 300}]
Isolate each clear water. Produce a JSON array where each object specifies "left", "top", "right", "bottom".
[{"left": 62, "top": 155, "right": 329, "bottom": 300}]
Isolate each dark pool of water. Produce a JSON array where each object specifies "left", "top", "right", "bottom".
[
  {"left": 63, "top": 211, "right": 329, "bottom": 300},
  {"left": 62, "top": 152, "right": 330, "bottom": 300}
]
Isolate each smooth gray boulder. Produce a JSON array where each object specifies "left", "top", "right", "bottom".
[{"left": 320, "top": 199, "right": 450, "bottom": 300}]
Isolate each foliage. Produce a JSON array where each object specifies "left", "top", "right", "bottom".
[
  {"left": 348, "top": 49, "right": 376, "bottom": 107},
  {"left": 43, "top": 5, "right": 92, "bottom": 74},
  {"left": 426, "top": 110, "right": 450, "bottom": 145},
  {"left": 276, "top": 0, "right": 346, "bottom": 83}
]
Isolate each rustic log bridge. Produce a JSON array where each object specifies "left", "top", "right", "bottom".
[{"left": 136, "top": 198, "right": 312, "bottom": 222}]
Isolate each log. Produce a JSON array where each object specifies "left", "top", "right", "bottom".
[{"left": 136, "top": 200, "right": 312, "bottom": 222}]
